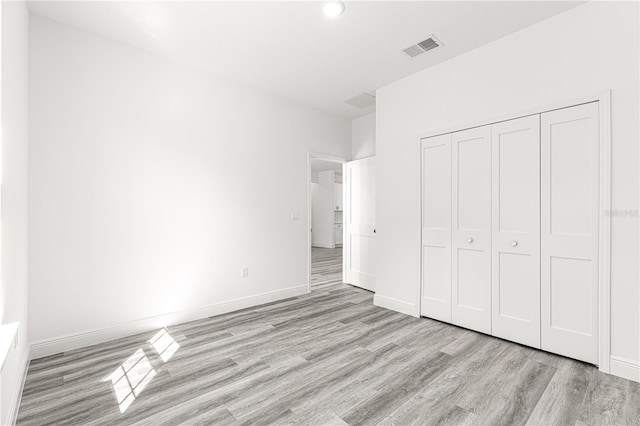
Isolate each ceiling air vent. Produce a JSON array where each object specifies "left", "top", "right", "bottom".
[
  {"left": 344, "top": 92, "right": 376, "bottom": 109},
  {"left": 402, "top": 44, "right": 424, "bottom": 58},
  {"left": 403, "top": 35, "right": 442, "bottom": 58}
]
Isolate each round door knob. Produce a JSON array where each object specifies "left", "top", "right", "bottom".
[
  {"left": 466, "top": 237, "right": 473, "bottom": 244},
  {"left": 511, "top": 240, "right": 518, "bottom": 247},
  {"left": 373, "top": 229, "right": 376, "bottom": 234}
]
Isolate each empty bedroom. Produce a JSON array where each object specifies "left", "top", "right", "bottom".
[{"left": 0, "top": 1, "right": 638, "bottom": 425}]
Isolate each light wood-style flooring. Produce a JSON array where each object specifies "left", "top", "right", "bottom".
[{"left": 17, "top": 247, "right": 640, "bottom": 425}]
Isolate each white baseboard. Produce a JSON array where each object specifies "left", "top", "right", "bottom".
[
  {"left": 312, "top": 243, "right": 334, "bottom": 249},
  {"left": 374, "top": 294, "right": 418, "bottom": 318},
  {"left": 609, "top": 356, "right": 640, "bottom": 382},
  {"left": 30, "top": 285, "right": 308, "bottom": 360},
  {"left": 5, "top": 348, "right": 29, "bottom": 426}
]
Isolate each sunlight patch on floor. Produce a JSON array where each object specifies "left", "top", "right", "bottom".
[
  {"left": 150, "top": 328, "right": 180, "bottom": 362},
  {"left": 102, "top": 328, "right": 180, "bottom": 413},
  {"left": 103, "top": 348, "right": 157, "bottom": 413}
]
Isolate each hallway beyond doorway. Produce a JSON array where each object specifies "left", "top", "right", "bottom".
[{"left": 311, "top": 247, "right": 344, "bottom": 292}]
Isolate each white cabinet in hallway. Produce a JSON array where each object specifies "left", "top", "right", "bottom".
[
  {"left": 312, "top": 169, "right": 343, "bottom": 249},
  {"left": 420, "top": 101, "right": 603, "bottom": 366},
  {"left": 334, "top": 183, "right": 343, "bottom": 211},
  {"left": 334, "top": 222, "right": 343, "bottom": 247}
]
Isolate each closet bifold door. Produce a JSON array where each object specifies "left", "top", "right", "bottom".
[
  {"left": 541, "top": 102, "right": 599, "bottom": 365},
  {"left": 491, "top": 115, "right": 541, "bottom": 348},
  {"left": 420, "top": 133, "right": 452, "bottom": 322},
  {"left": 451, "top": 126, "right": 491, "bottom": 333}
]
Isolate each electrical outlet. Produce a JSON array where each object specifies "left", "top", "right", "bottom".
[{"left": 241, "top": 267, "right": 249, "bottom": 278}]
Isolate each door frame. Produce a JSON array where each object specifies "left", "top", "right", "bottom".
[
  {"left": 307, "top": 152, "right": 346, "bottom": 294},
  {"left": 417, "top": 90, "right": 612, "bottom": 373}
]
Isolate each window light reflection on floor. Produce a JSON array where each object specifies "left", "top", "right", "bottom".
[
  {"left": 103, "top": 328, "right": 180, "bottom": 413},
  {"left": 150, "top": 328, "right": 180, "bottom": 362},
  {"left": 103, "top": 348, "right": 157, "bottom": 413}
]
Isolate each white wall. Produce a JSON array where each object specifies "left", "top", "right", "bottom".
[
  {"left": 1, "top": 1, "right": 30, "bottom": 423},
  {"left": 29, "top": 16, "right": 350, "bottom": 355},
  {"left": 352, "top": 113, "right": 375, "bottom": 160},
  {"left": 376, "top": 1, "right": 639, "bottom": 377}
]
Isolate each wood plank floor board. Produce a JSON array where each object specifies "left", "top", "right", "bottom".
[
  {"left": 576, "top": 372, "right": 640, "bottom": 426},
  {"left": 525, "top": 360, "right": 594, "bottom": 426},
  {"left": 231, "top": 348, "right": 378, "bottom": 424},
  {"left": 377, "top": 338, "right": 508, "bottom": 426},
  {"left": 284, "top": 343, "right": 406, "bottom": 418},
  {"left": 230, "top": 321, "right": 349, "bottom": 366},
  {"left": 17, "top": 247, "right": 640, "bottom": 425},
  {"left": 341, "top": 351, "right": 454, "bottom": 426},
  {"left": 289, "top": 339, "right": 458, "bottom": 423},
  {"left": 226, "top": 346, "right": 374, "bottom": 419},
  {"left": 148, "top": 406, "right": 238, "bottom": 426},
  {"left": 243, "top": 342, "right": 405, "bottom": 422},
  {"left": 478, "top": 359, "right": 556, "bottom": 426},
  {"left": 97, "top": 358, "right": 272, "bottom": 425}
]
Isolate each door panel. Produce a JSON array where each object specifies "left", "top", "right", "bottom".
[
  {"left": 549, "top": 119, "right": 594, "bottom": 236},
  {"left": 457, "top": 137, "right": 490, "bottom": 231},
  {"left": 344, "top": 157, "right": 376, "bottom": 291},
  {"left": 491, "top": 115, "right": 541, "bottom": 348},
  {"left": 541, "top": 102, "right": 599, "bottom": 364},
  {"left": 451, "top": 126, "right": 491, "bottom": 333},
  {"left": 497, "top": 253, "right": 536, "bottom": 321},
  {"left": 423, "top": 246, "right": 449, "bottom": 304},
  {"left": 549, "top": 257, "right": 593, "bottom": 335},
  {"left": 420, "top": 134, "right": 451, "bottom": 321},
  {"left": 456, "top": 249, "right": 489, "bottom": 311}
]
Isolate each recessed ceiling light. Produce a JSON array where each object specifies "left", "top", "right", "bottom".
[{"left": 323, "top": 1, "right": 345, "bottom": 18}]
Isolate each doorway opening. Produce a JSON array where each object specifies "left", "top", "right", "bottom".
[{"left": 308, "top": 154, "right": 345, "bottom": 293}]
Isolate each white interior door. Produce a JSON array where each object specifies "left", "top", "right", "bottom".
[
  {"left": 344, "top": 156, "right": 376, "bottom": 291},
  {"left": 451, "top": 126, "right": 492, "bottom": 334},
  {"left": 491, "top": 115, "right": 541, "bottom": 348},
  {"left": 420, "top": 134, "right": 452, "bottom": 321},
  {"left": 541, "top": 102, "right": 599, "bottom": 364}
]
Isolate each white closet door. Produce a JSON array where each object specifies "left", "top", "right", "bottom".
[
  {"left": 420, "top": 134, "right": 452, "bottom": 321},
  {"left": 344, "top": 156, "right": 376, "bottom": 292},
  {"left": 451, "top": 126, "right": 491, "bottom": 333},
  {"left": 541, "top": 102, "right": 599, "bottom": 364},
  {"left": 491, "top": 115, "right": 541, "bottom": 348}
]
